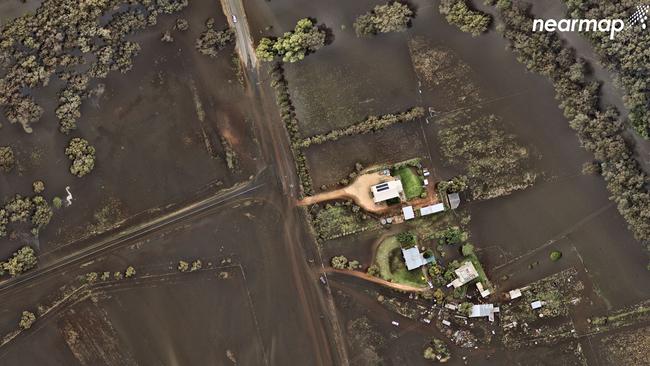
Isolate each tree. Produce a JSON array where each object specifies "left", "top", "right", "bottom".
[
  {"left": 367, "top": 264, "right": 380, "bottom": 276},
  {"left": 331, "top": 255, "right": 348, "bottom": 269},
  {"left": 196, "top": 18, "right": 234, "bottom": 57},
  {"left": 125, "top": 266, "right": 136, "bottom": 278},
  {"left": 347, "top": 260, "right": 360, "bottom": 270},
  {"left": 255, "top": 18, "right": 327, "bottom": 63},
  {"left": 458, "top": 302, "right": 473, "bottom": 316},
  {"left": 461, "top": 243, "right": 475, "bottom": 256},
  {"left": 396, "top": 231, "right": 416, "bottom": 247},
  {"left": 178, "top": 260, "right": 189, "bottom": 272},
  {"left": 0, "top": 146, "right": 15, "bottom": 172},
  {"left": 435, "top": 227, "right": 467, "bottom": 245},
  {"left": 2, "top": 246, "right": 37, "bottom": 277},
  {"left": 32, "top": 180, "right": 45, "bottom": 193},
  {"left": 85, "top": 272, "right": 98, "bottom": 283},
  {"left": 190, "top": 260, "right": 202, "bottom": 272},
  {"left": 550, "top": 250, "right": 562, "bottom": 261},
  {"left": 114, "top": 271, "right": 124, "bottom": 280},
  {"left": 354, "top": 2, "right": 414, "bottom": 37},
  {"left": 439, "top": 0, "right": 491, "bottom": 36},
  {"left": 19, "top": 311, "right": 36, "bottom": 330},
  {"left": 65, "top": 137, "right": 96, "bottom": 177},
  {"left": 52, "top": 197, "right": 63, "bottom": 209},
  {"left": 31, "top": 196, "right": 52, "bottom": 235}
]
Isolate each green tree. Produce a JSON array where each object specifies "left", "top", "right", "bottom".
[
  {"left": 331, "top": 255, "right": 348, "bottom": 269},
  {"left": 19, "top": 311, "right": 36, "bottom": 330},
  {"left": 458, "top": 302, "right": 473, "bottom": 316},
  {"left": 125, "top": 266, "right": 136, "bottom": 278},
  {"left": 255, "top": 18, "right": 326, "bottom": 63},
  {"left": 354, "top": 2, "right": 414, "bottom": 37},
  {"left": 397, "top": 231, "right": 416, "bottom": 247},
  {"left": 65, "top": 137, "right": 96, "bottom": 177},
  {"left": 550, "top": 250, "right": 562, "bottom": 261},
  {"left": 461, "top": 243, "right": 475, "bottom": 256},
  {"left": 2, "top": 246, "right": 37, "bottom": 277},
  {"left": 440, "top": 0, "right": 492, "bottom": 36}
]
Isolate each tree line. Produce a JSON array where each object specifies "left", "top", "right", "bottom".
[{"left": 494, "top": 1, "right": 650, "bottom": 242}]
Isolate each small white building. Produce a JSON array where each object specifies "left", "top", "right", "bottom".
[
  {"left": 476, "top": 282, "right": 491, "bottom": 298},
  {"left": 371, "top": 180, "right": 404, "bottom": 203},
  {"left": 469, "top": 304, "right": 500, "bottom": 322},
  {"left": 508, "top": 289, "right": 522, "bottom": 300},
  {"left": 448, "top": 192, "right": 461, "bottom": 209},
  {"left": 531, "top": 300, "right": 544, "bottom": 310},
  {"left": 447, "top": 261, "right": 479, "bottom": 288},
  {"left": 420, "top": 203, "right": 445, "bottom": 216},
  {"left": 401, "top": 247, "right": 428, "bottom": 270},
  {"left": 402, "top": 206, "right": 415, "bottom": 221}
]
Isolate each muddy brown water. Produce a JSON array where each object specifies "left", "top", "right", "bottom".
[
  {"left": 245, "top": 0, "right": 649, "bottom": 364},
  {"left": 0, "top": 1, "right": 259, "bottom": 260}
]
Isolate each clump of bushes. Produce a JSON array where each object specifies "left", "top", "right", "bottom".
[
  {"left": 0, "top": 0, "right": 189, "bottom": 133},
  {"left": 65, "top": 137, "right": 96, "bottom": 177},
  {"left": 1, "top": 246, "right": 37, "bottom": 277},
  {"left": 196, "top": 18, "right": 234, "bottom": 57},
  {"left": 397, "top": 231, "right": 416, "bottom": 247},
  {"left": 19, "top": 311, "right": 36, "bottom": 330},
  {"left": 256, "top": 18, "right": 326, "bottom": 63},
  {"left": 423, "top": 338, "right": 451, "bottom": 362},
  {"left": 331, "top": 255, "right": 360, "bottom": 270},
  {"left": 1, "top": 194, "right": 52, "bottom": 236},
  {"left": 0, "top": 146, "right": 15, "bottom": 172},
  {"left": 354, "top": 2, "right": 414, "bottom": 37},
  {"left": 439, "top": 0, "right": 492, "bottom": 36},
  {"left": 125, "top": 266, "right": 136, "bottom": 278}
]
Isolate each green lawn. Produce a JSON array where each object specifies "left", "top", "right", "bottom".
[
  {"left": 375, "top": 235, "right": 427, "bottom": 287},
  {"left": 396, "top": 166, "right": 423, "bottom": 200}
]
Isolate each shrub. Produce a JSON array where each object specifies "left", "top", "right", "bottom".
[
  {"left": 190, "top": 260, "right": 202, "bottom": 272},
  {"left": 196, "top": 18, "right": 234, "bottom": 57},
  {"left": 367, "top": 264, "right": 380, "bottom": 276},
  {"left": 65, "top": 137, "right": 96, "bottom": 177},
  {"left": 397, "top": 231, "right": 416, "bottom": 247},
  {"left": 19, "top": 311, "right": 36, "bottom": 330},
  {"left": 52, "top": 197, "right": 63, "bottom": 209},
  {"left": 440, "top": 0, "right": 492, "bottom": 36},
  {"left": 32, "top": 181, "right": 45, "bottom": 193},
  {"left": 331, "top": 255, "right": 348, "bottom": 269},
  {"left": 0, "top": 146, "right": 15, "bottom": 172},
  {"left": 458, "top": 302, "right": 473, "bottom": 316},
  {"left": 354, "top": 2, "right": 414, "bottom": 37},
  {"left": 178, "top": 260, "right": 189, "bottom": 272},
  {"left": 2, "top": 246, "right": 37, "bottom": 277},
  {"left": 125, "top": 266, "right": 136, "bottom": 278},
  {"left": 550, "top": 250, "right": 562, "bottom": 261},
  {"left": 461, "top": 243, "right": 475, "bottom": 256},
  {"left": 256, "top": 18, "right": 326, "bottom": 63}
]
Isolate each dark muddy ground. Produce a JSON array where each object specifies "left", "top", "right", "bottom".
[{"left": 0, "top": 0, "right": 259, "bottom": 262}]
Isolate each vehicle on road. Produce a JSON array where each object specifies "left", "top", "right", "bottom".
[
  {"left": 391, "top": 321, "right": 399, "bottom": 327},
  {"left": 232, "top": 15, "right": 238, "bottom": 23}
]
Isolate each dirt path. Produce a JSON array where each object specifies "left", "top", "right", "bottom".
[
  {"left": 325, "top": 268, "right": 428, "bottom": 293},
  {"left": 297, "top": 172, "right": 392, "bottom": 214}
]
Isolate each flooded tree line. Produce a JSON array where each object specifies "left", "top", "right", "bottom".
[{"left": 493, "top": 1, "right": 650, "bottom": 242}]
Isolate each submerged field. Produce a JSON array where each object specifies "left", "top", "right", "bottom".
[
  {"left": 245, "top": 0, "right": 650, "bottom": 364},
  {"left": 0, "top": 0, "right": 258, "bottom": 263}
]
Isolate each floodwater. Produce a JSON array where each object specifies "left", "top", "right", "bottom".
[
  {"left": 246, "top": 0, "right": 650, "bottom": 364},
  {"left": 0, "top": 0, "right": 259, "bottom": 261}
]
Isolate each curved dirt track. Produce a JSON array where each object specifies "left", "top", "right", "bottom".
[{"left": 325, "top": 268, "right": 428, "bottom": 293}]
